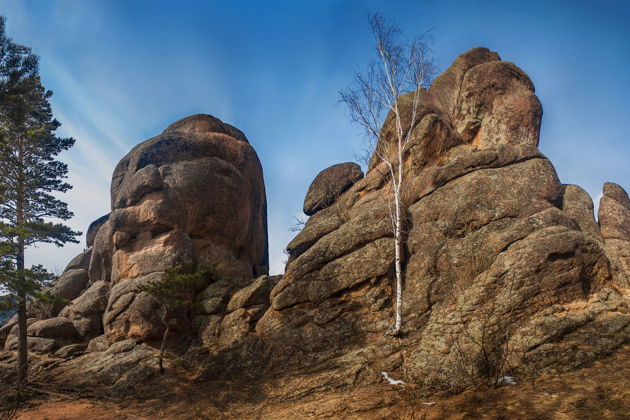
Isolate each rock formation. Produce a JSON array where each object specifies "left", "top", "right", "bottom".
[
  {"left": 303, "top": 162, "right": 363, "bottom": 216},
  {"left": 1, "top": 113, "right": 269, "bottom": 352},
  {"left": 259, "top": 47, "right": 630, "bottom": 391},
  {"left": 1, "top": 49, "right": 629, "bottom": 412},
  {"left": 101, "top": 114, "right": 268, "bottom": 342},
  {"left": 599, "top": 182, "right": 630, "bottom": 287}
]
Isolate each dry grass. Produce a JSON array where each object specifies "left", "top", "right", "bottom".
[{"left": 5, "top": 344, "right": 630, "bottom": 419}]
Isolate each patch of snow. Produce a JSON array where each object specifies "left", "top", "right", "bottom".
[
  {"left": 422, "top": 402, "right": 436, "bottom": 406},
  {"left": 381, "top": 371, "right": 405, "bottom": 386},
  {"left": 497, "top": 376, "right": 517, "bottom": 385}
]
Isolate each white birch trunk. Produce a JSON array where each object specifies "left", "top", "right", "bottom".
[
  {"left": 393, "top": 192, "right": 403, "bottom": 333},
  {"left": 392, "top": 135, "right": 404, "bottom": 335},
  {"left": 340, "top": 14, "right": 435, "bottom": 336}
]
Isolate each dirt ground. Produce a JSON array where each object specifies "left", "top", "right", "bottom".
[{"left": 10, "top": 345, "right": 630, "bottom": 420}]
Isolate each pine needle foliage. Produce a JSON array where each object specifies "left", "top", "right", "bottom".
[
  {"left": 139, "top": 261, "right": 211, "bottom": 373},
  {"left": 0, "top": 15, "right": 80, "bottom": 382}
]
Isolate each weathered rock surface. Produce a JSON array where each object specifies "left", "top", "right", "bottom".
[
  {"left": 453, "top": 59, "right": 542, "bottom": 148},
  {"left": 5, "top": 336, "right": 59, "bottom": 353},
  {"left": 55, "top": 343, "right": 87, "bottom": 359},
  {"left": 27, "top": 317, "right": 77, "bottom": 339},
  {"left": 59, "top": 281, "right": 110, "bottom": 338},
  {"left": 86, "top": 335, "right": 109, "bottom": 353},
  {"left": 51, "top": 269, "right": 89, "bottom": 302},
  {"left": 7, "top": 48, "right": 629, "bottom": 413},
  {"left": 104, "top": 274, "right": 165, "bottom": 342},
  {"left": 93, "top": 113, "right": 269, "bottom": 343},
  {"left": 63, "top": 248, "right": 93, "bottom": 272},
  {"left": 86, "top": 214, "right": 110, "bottom": 248},
  {"left": 256, "top": 47, "right": 630, "bottom": 393},
  {"left": 303, "top": 162, "right": 364, "bottom": 215},
  {"left": 2, "top": 318, "right": 36, "bottom": 350},
  {"left": 0, "top": 316, "right": 17, "bottom": 348},
  {"left": 562, "top": 184, "right": 603, "bottom": 242},
  {"left": 599, "top": 182, "right": 630, "bottom": 287},
  {"left": 88, "top": 218, "right": 114, "bottom": 286},
  {"left": 26, "top": 248, "right": 93, "bottom": 319},
  {"left": 226, "top": 275, "right": 276, "bottom": 313},
  {"left": 45, "top": 343, "right": 157, "bottom": 396}
]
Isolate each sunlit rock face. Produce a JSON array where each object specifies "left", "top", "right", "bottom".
[
  {"left": 97, "top": 114, "right": 269, "bottom": 342},
  {"left": 257, "top": 47, "right": 630, "bottom": 391}
]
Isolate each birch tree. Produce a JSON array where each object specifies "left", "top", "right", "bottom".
[{"left": 339, "top": 14, "right": 435, "bottom": 336}]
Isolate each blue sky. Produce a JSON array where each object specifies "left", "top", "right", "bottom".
[{"left": 1, "top": 0, "right": 629, "bottom": 274}]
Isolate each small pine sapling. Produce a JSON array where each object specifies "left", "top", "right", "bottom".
[{"left": 138, "top": 262, "right": 208, "bottom": 373}]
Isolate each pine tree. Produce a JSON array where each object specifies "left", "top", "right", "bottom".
[{"left": 0, "top": 16, "right": 80, "bottom": 382}]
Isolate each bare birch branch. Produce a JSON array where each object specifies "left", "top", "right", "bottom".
[{"left": 339, "top": 13, "right": 436, "bottom": 336}]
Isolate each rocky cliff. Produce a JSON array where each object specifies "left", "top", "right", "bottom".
[{"left": 1, "top": 48, "right": 629, "bottom": 416}]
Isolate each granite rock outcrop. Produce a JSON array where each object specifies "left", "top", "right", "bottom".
[
  {"left": 2, "top": 49, "right": 629, "bottom": 410},
  {"left": 258, "top": 47, "right": 630, "bottom": 390},
  {"left": 599, "top": 182, "right": 630, "bottom": 287}
]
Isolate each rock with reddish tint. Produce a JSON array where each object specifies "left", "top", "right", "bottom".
[
  {"left": 599, "top": 182, "right": 630, "bottom": 241},
  {"left": 15, "top": 49, "right": 630, "bottom": 406},
  {"left": 562, "top": 184, "right": 603, "bottom": 242},
  {"left": 257, "top": 47, "right": 629, "bottom": 393},
  {"left": 98, "top": 114, "right": 268, "bottom": 343},
  {"left": 429, "top": 47, "right": 501, "bottom": 116}
]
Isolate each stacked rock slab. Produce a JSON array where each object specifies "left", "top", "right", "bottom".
[
  {"left": 599, "top": 182, "right": 630, "bottom": 287},
  {"left": 257, "top": 47, "right": 630, "bottom": 390}
]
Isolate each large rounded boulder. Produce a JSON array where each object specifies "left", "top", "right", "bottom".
[
  {"left": 303, "top": 162, "right": 364, "bottom": 216},
  {"left": 95, "top": 114, "right": 268, "bottom": 342}
]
